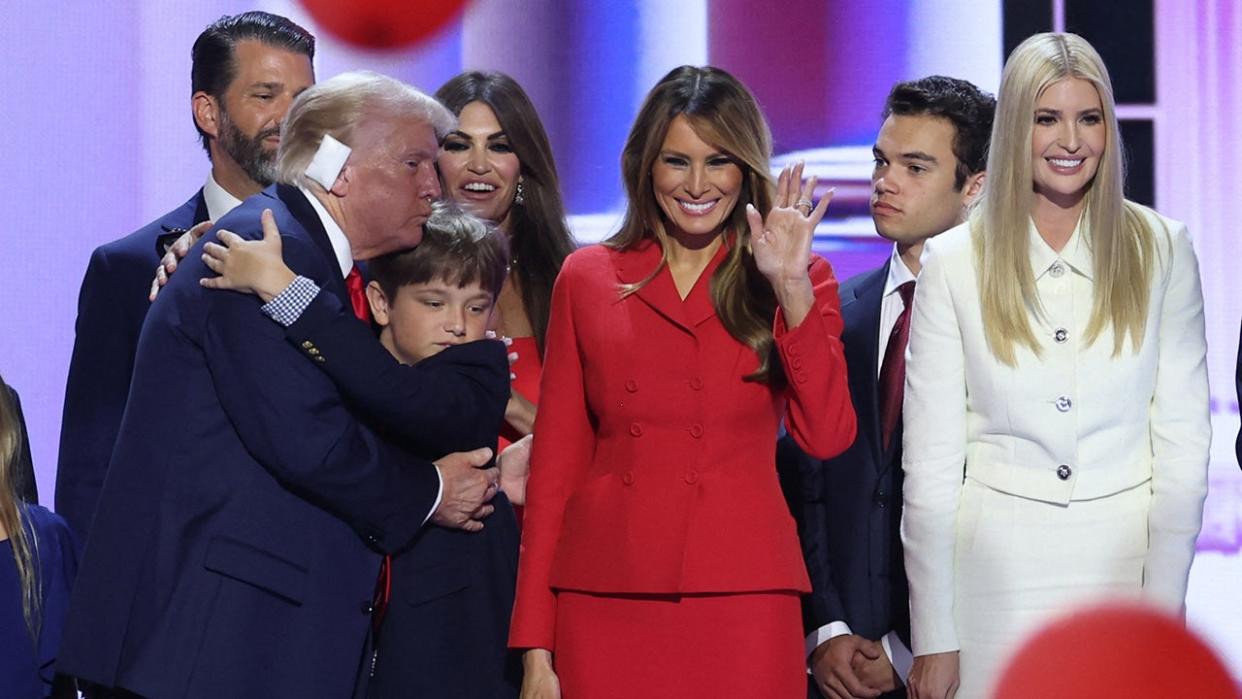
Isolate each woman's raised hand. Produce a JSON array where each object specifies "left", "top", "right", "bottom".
[
  {"left": 200, "top": 209, "right": 296, "bottom": 302},
  {"left": 747, "top": 161, "right": 832, "bottom": 287}
]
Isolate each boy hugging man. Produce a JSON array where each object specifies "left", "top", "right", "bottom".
[
  {"left": 146, "top": 201, "right": 525, "bottom": 695},
  {"left": 358, "top": 204, "right": 524, "bottom": 698}
]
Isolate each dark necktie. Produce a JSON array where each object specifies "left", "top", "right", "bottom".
[
  {"left": 879, "top": 281, "right": 916, "bottom": 453},
  {"left": 345, "top": 264, "right": 372, "bottom": 324}
]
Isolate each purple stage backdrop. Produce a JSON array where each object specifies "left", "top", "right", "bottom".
[{"left": 1, "top": 0, "right": 1239, "bottom": 679}]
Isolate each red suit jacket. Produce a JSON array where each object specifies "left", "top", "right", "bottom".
[{"left": 510, "top": 239, "right": 856, "bottom": 649}]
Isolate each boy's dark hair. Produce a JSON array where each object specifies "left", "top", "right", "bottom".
[
  {"left": 882, "top": 75, "right": 996, "bottom": 190},
  {"left": 190, "top": 11, "right": 316, "bottom": 152},
  {"left": 369, "top": 202, "right": 509, "bottom": 302}
]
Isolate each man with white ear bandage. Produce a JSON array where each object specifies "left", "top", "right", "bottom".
[{"left": 56, "top": 71, "right": 500, "bottom": 699}]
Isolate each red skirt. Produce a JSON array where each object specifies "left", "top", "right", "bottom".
[{"left": 553, "top": 590, "right": 804, "bottom": 698}]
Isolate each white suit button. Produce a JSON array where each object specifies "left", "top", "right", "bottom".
[
  {"left": 1057, "top": 464, "right": 1072, "bottom": 480},
  {"left": 1055, "top": 396, "right": 1072, "bottom": 412},
  {"left": 1054, "top": 328, "right": 1068, "bottom": 343}
]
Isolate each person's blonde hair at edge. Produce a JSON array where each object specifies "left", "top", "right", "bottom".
[
  {"left": 0, "top": 377, "right": 40, "bottom": 642},
  {"left": 972, "top": 32, "right": 1163, "bottom": 366},
  {"left": 607, "top": 65, "right": 780, "bottom": 383}
]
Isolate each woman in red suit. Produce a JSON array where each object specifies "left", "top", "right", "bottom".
[{"left": 512, "top": 65, "right": 856, "bottom": 699}]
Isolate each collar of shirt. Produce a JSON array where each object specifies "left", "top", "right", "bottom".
[
  {"left": 202, "top": 172, "right": 244, "bottom": 222},
  {"left": 883, "top": 243, "right": 921, "bottom": 298},
  {"left": 1029, "top": 215, "right": 1094, "bottom": 280},
  {"left": 297, "top": 185, "right": 353, "bottom": 279}
]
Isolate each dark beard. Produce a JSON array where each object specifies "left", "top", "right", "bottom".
[{"left": 217, "top": 107, "right": 279, "bottom": 187}]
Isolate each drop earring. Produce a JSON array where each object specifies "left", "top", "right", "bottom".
[{"left": 514, "top": 180, "right": 525, "bottom": 207}]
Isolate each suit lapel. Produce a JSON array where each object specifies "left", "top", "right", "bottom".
[
  {"left": 634, "top": 265, "right": 692, "bottom": 333},
  {"left": 274, "top": 184, "right": 350, "bottom": 305},
  {"left": 192, "top": 189, "right": 209, "bottom": 225},
  {"left": 842, "top": 262, "right": 888, "bottom": 470},
  {"left": 615, "top": 238, "right": 729, "bottom": 334},
  {"left": 154, "top": 190, "right": 211, "bottom": 258},
  {"left": 683, "top": 242, "right": 728, "bottom": 329},
  {"left": 615, "top": 239, "right": 687, "bottom": 333}
]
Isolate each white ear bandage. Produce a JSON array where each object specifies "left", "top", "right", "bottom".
[{"left": 305, "top": 134, "right": 352, "bottom": 190}]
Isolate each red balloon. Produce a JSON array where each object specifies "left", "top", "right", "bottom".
[
  {"left": 299, "top": 0, "right": 470, "bottom": 50},
  {"left": 993, "top": 604, "right": 1239, "bottom": 699}
]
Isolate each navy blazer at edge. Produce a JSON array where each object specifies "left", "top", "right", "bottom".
[
  {"left": 280, "top": 292, "right": 522, "bottom": 698},
  {"left": 55, "top": 191, "right": 208, "bottom": 542},
  {"left": 57, "top": 185, "right": 441, "bottom": 699},
  {"left": 777, "top": 261, "right": 911, "bottom": 693}
]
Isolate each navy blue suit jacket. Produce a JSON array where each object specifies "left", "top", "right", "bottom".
[
  {"left": 777, "top": 261, "right": 910, "bottom": 690},
  {"left": 55, "top": 191, "right": 208, "bottom": 542},
  {"left": 282, "top": 291, "right": 521, "bottom": 698},
  {"left": 57, "top": 185, "right": 442, "bottom": 698}
]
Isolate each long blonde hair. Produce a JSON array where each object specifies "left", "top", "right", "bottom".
[
  {"left": 0, "top": 377, "right": 40, "bottom": 641},
  {"left": 974, "top": 32, "right": 1156, "bottom": 365},
  {"left": 607, "top": 65, "right": 780, "bottom": 383}
]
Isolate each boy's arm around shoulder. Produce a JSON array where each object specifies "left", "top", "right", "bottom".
[{"left": 283, "top": 292, "right": 510, "bottom": 452}]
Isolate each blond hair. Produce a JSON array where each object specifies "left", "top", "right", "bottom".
[
  {"left": 974, "top": 32, "right": 1157, "bottom": 365},
  {"left": 276, "top": 71, "right": 455, "bottom": 189},
  {"left": 0, "top": 379, "right": 40, "bottom": 642},
  {"left": 607, "top": 66, "right": 780, "bottom": 383}
]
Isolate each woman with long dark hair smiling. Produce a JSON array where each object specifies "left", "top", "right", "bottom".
[{"left": 436, "top": 72, "right": 576, "bottom": 454}]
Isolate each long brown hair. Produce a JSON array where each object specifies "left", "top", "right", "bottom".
[
  {"left": 436, "top": 71, "right": 576, "bottom": 356},
  {"left": 607, "top": 65, "right": 779, "bottom": 383},
  {"left": 0, "top": 376, "right": 40, "bottom": 641},
  {"left": 974, "top": 33, "right": 1157, "bottom": 365}
]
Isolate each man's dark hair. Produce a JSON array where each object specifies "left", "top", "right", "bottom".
[
  {"left": 369, "top": 203, "right": 510, "bottom": 303},
  {"left": 882, "top": 75, "right": 995, "bottom": 190},
  {"left": 190, "top": 11, "right": 315, "bottom": 152}
]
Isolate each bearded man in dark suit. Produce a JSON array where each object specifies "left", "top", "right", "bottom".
[{"left": 55, "top": 11, "right": 315, "bottom": 543}]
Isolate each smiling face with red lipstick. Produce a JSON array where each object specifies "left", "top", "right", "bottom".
[
  {"left": 438, "top": 101, "right": 523, "bottom": 232},
  {"left": 651, "top": 115, "right": 744, "bottom": 243},
  {"left": 1030, "top": 77, "right": 1106, "bottom": 212}
]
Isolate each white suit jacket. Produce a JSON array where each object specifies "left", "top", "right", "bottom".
[{"left": 900, "top": 204, "right": 1210, "bottom": 655}]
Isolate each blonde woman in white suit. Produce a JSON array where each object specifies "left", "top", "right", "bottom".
[{"left": 900, "top": 33, "right": 1210, "bottom": 699}]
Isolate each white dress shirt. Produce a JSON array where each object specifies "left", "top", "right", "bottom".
[
  {"left": 901, "top": 205, "right": 1210, "bottom": 655},
  {"left": 805, "top": 245, "right": 919, "bottom": 681},
  {"left": 297, "top": 185, "right": 353, "bottom": 277},
  {"left": 202, "top": 172, "right": 244, "bottom": 222}
]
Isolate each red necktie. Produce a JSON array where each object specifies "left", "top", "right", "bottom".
[
  {"left": 345, "top": 264, "right": 372, "bottom": 324},
  {"left": 879, "top": 281, "right": 916, "bottom": 453}
]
